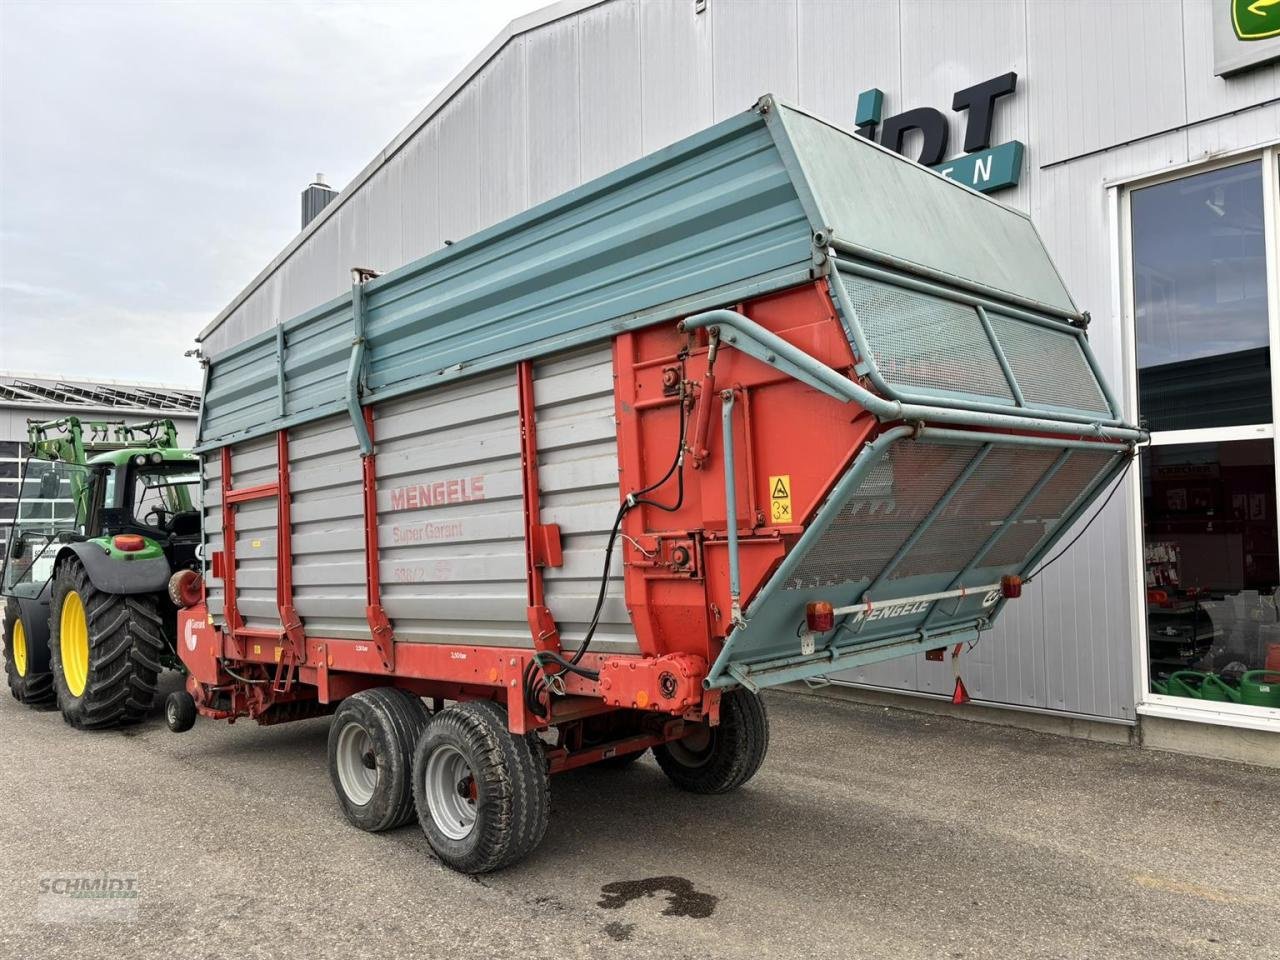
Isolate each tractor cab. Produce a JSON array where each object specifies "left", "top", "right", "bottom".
[{"left": 2, "top": 418, "right": 200, "bottom": 600}]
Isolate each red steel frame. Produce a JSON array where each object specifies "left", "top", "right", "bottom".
[{"left": 189, "top": 282, "right": 868, "bottom": 762}]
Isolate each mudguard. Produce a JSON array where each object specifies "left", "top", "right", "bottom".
[
  {"left": 57, "top": 542, "right": 171, "bottom": 596},
  {"left": 7, "top": 590, "right": 53, "bottom": 676}
]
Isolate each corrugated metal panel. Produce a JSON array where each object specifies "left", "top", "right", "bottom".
[
  {"left": 711, "top": 0, "right": 798, "bottom": 118},
  {"left": 638, "top": 0, "right": 713, "bottom": 154},
  {"left": 1181, "top": 0, "right": 1280, "bottom": 124},
  {"left": 525, "top": 16, "right": 582, "bottom": 206},
  {"left": 435, "top": 83, "right": 482, "bottom": 248},
  {"left": 374, "top": 372, "right": 528, "bottom": 645},
  {"left": 795, "top": 0, "right": 900, "bottom": 130},
  {"left": 897, "top": 0, "right": 1032, "bottom": 213},
  {"left": 477, "top": 38, "right": 529, "bottom": 227},
  {"left": 533, "top": 343, "right": 637, "bottom": 654},
  {"left": 398, "top": 119, "right": 442, "bottom": 265},
  {"left": 1027, "top": 0, "right": 1187, "bottom": 166},
  {"left": 203, "top": 433, "right": 280, "bottom": 631},
  {"left": 579, "top": 0, "right": 643, "bottom": 182},
  {"left": 289, "top": 415, "right": 366, "bottom": 638},
  {"left": 202, "top": 453, "right": 225, "bottom": 622}
]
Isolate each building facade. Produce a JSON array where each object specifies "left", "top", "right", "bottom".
[{"left": 199, "top": 0, "right": 1280, "bottom": 746}]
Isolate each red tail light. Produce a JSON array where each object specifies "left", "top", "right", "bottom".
[
  {"left": 113, "top": 534, "right": 146, "bottom": 553},
  {"left": 805, "top": 601, "right": 835, "bottom": 633},
  {"left": 1001, "top": 575, "right": 1022, "bottom": 599}
]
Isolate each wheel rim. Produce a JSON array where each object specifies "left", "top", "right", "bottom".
[
  {"left": 166, "top": 698, "right": 179, "bottom": 726},
  {"left": 335, "top": 721, "right": 379, "bottom": 806},
  {"left": 666, "top": 724, "right": 716, "bottom": 768},
  {"left": 12, "top": 617, "right": 27, "bottom": 677},
  {"left": 60, "top": 591, "right": 89, "bottom": 697},
  {"left": 424, "top": 744, "right": 477, "bottom": 841}
]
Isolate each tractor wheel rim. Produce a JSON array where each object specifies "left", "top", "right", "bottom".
[
  {"left": 424, "top": 744, "right": 477, "bottom": 841},
  {"left": 12, "top": 617, "right": 27, "bottom": 677},
  {"left": 335, "top": 722, "right": 378, "bottom": 806},
  {"left": 60, "top": 591, "right": 89, "bottom": 697}
]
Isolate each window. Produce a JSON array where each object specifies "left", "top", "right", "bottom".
[
  {"left": 1129, "top": 153, "right": 1280, "bottom": 714},
  {"left": 1131, "top": 161, "right": 1270, "bottom": 432}
]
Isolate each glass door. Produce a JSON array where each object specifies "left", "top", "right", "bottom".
[{"left": 1127, "top": 151, "right": 1280, "bottom": 721}]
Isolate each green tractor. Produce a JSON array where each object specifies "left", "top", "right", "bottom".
[{"left": 1, "top": 417, "right": 202, "bottom": 728}]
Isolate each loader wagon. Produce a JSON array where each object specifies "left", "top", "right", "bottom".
[{"left": 177, "top": 96, "right": 1142, "bottom": 873}]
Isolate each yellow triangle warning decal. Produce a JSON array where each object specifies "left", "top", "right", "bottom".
[{"left": 771, "top": 477, "right": 789, "bottom": 499}]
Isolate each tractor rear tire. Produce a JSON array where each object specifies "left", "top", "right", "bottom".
[
  {"left": 413, "top": 700, "right": 550, "bottom": 874},
  {"left": 328, "top": 688, "right": 430, "bottom": 832},
  {"left": 654, "top": 687, "right": 769, "bottom": 794},
  {"left": 48, "top": 556, "right": 166, "bottom": 729},
  {"left": 4, "top": 598, "right": 55, "bottom": 708}
]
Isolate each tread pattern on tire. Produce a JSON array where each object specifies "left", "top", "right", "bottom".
[
  {"left": 49, "top": 558, "right": 167, "bottom": 729},
  {"left": 414, "top": 699, "right": 550, "bottom": 874},
  {"left": 4, "top": 598, "right": 55, "bottom": 707},
  {"left": 654, "top": 687, "right": 770, "bottom": 794},
  {"left": 328, "top": 687, "right": 430, "bottom": 832}
]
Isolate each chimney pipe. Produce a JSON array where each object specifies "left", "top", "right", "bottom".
[{"left": 301, "top": 173, "right": 337, "bottom": 229}]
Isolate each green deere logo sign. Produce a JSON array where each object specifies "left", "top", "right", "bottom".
[{"left": 1235, "top": 0, "right": 1280, "bottom": 40}]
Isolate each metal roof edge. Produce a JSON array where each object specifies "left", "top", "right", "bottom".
[
  {"left": 197, "top": 0, "right": 610, "bottom": 344},
  {"left": 0, "top": 370, "right": 201, "bottom": 393},
  {"left": 0, "top": 401, "right": 200, "bottom": 418}
]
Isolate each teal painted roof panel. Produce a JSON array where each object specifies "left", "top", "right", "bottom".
[{"left": 198, "top": 98, "right": 1081, "bottom": 448}]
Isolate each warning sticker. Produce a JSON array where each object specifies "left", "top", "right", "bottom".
[{"left": 769, "top": 475, "right": 793, "bottom": 523}]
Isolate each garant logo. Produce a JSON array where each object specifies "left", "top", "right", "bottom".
[
  {"left": 854, "top": 73, "right": 1023, "bottom": 194},
  {"left": 1235, "top": 0, "right": 1280, "bottom": 40}
]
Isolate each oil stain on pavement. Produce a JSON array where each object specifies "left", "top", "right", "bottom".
[{"left": 598, "top": 877, "right": 718, "bottom": 919}]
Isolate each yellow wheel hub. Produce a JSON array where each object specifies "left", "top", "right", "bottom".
[
  {"left": 60, "top": 591, "right": 89, "bottom": 697},
  {"left": 11, "top": 617, "right": 27, "bottom": 677}
]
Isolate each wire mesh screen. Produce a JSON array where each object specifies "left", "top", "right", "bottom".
[
  {"left": 986, "top": 312, "right": 1110, "bottom": 414},
  {"left": 981, "top": 449, "right": 1118, "bottom": 571},
  {"left": 786, "top": 442, "right": 982, "bottom": 590},
  {"left": 841, "top": 273, "right": 1013, "bottom": 402},
  {"left": 786, "top": 440, "right": 1121, "bottom": 595},
  {"left": 890, "top": 445, "right": 1061, "bottom": 580}
]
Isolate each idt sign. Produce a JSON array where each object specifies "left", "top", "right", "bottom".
[{"left": 854, "top": 72, "right": 1025, "bottom": 194}]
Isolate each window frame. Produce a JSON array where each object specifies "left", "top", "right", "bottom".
[{"left": 1117, "top": 144, "right": 1280, "bottom": 733}]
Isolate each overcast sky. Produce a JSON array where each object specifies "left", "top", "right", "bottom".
[{"left": 0, "top": 0, "right": 544, "bottom": 386}]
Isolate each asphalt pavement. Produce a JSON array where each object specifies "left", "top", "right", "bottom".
[{"left": 2, "top": 675, "right": 1276, "bottom": 960}]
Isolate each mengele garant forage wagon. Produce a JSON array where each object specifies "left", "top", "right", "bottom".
[{"left": 5, "top": 97, "right": 1143, "bottom": 873}]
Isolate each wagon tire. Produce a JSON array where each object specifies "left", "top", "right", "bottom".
[
  {"left": 328, "top": 688, "right": 430, "bottom": 832},
  {"left": 165, "top": 690, "right": 197, "bottom": 733},
  {"left": 49, "top": 557, "right": 166, "bottom": 729},
  {"left": 4, "top": 598, "right": 55, "bottom": 708},
  {"left": 654, "top": 687, "right": 769, "bottom": 794},
  {"left": 413, "top": 699, "right": 550, "bottom": 874}
]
